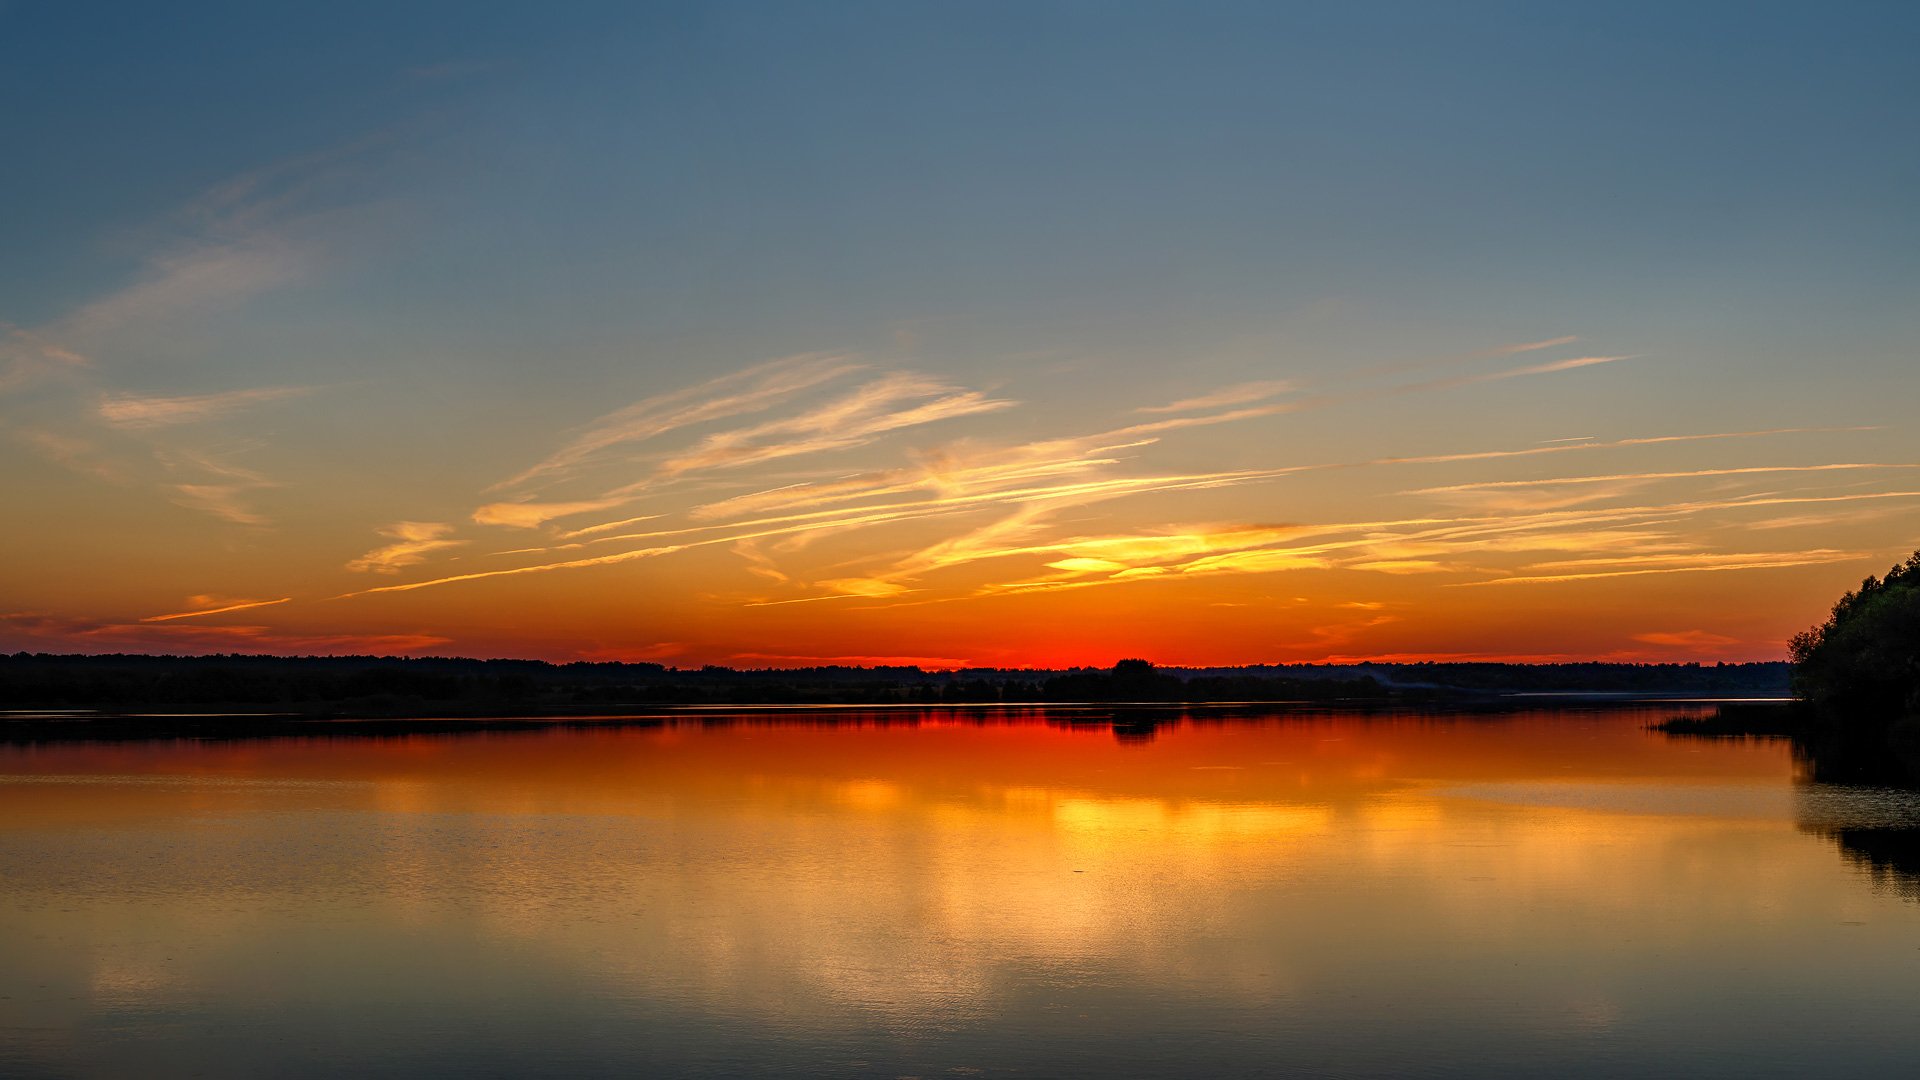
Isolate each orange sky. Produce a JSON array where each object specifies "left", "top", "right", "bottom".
[{"left": 4, "top": 353, "right": 1911, "bottom": 667}]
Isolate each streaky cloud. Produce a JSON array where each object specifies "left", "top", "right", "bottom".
[
  {"left": 1524, "top": 549, "right": 1880, "bottom": 573},
  {"left": 158, "top": 450, "right": 278, "bottom": 526},
  {"left": 140, "top": 596, "right": 291, "bottom": 622},
  {"left": 59, "top": 241, "right": 307, "bottom": 342},
  {"left": 339, "top": 544, "right": 693, "bottom": 597},
  {"left": 471, "top": 499, "right": 636, "bottom": 529},
  {"left": 1404, "top": 463, "right": 1920, "bottom": 495},
  {"left": 676, "top": 404, "right": 1291, "bottom": 525},
  {"left": 492, "top": 353, "right": 863, "bottom": 491},
  {"left": 1137, "top": 380, "right": 1295, "bottom": 414},
  {"left": 0, "top": 325, "right": 89, "bottom": 395},
  {"left": 8, "top": 427, "right": 126, "bottom": 482},
  {"left": 1387, "top": 354, "right": 1634, "bottom": 398},
  {"left": 344, "top": 472, "right": 1306, "bottom": 600},
  {"left": 680, "top": 441, "right": 1134, "bottom": 523},
  {"left": 0, "top": 611, "right": 450, "bottom": 655},
  {"left": 1493, "top": 335, "right": 1581, "bottom": 354},
  {"left": 98, "top": 386, "right": 311, "bottom": 428},
  {"left": 1453, "top": 549, "right": 1870, "bottom": 587},
  {"left": 346, "top": 522, "right": 468, "bottom": 574},
  {"left": 170, "top": 484, "right": 272, "bottom": 526},
  {"left": 1374, "top": 426, "right": 1878, "bottom": 467},
  {"left": 650, "top": 372, "right": 1014, "bottom": 479},
  {"left": 1634, "top": 630, "right": 1742, "bottom": 647}
]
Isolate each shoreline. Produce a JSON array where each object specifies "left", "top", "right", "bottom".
[{"left": 0, "top": 695, "right": 1794, "bottom": 744}]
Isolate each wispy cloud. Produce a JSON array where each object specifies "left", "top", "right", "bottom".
[
  {"left": 1634, "top": 630, "right": 1741, "bottom": 648},
  {"left": 578, "top": 468, "right": 1317, "bottom": 555},
  {"left": 479, "top": 340, "right": 1628, "bottom": 567},
  {"left": 158, "top": 450, "right": 278, "bottom": 526},
  {"left": 170, "top": 485, "right": 271, "bottom": 526},
  {"left": 0, "top": 611, "right": 450, "bottom": 655},
  {"left": 805, "top": 489, "right": 1919, "bottom": 604},
  {"left": 1209, "top": 349, "right": 1631, "bottom": 421},
  {"left": 346, "top": 522, "right": 467, "bottom": 574},
  {"left": 1137, "top": 380, "right": 1295, "bottom": 414},
  {"left": 492, "top": 354, "right": 864, "bottom": 491},
  {"left": 1494, "top": 336, "right": 1581, "bottom": 354},
  {"left": 141, "top": 596, "right": 291, "bottom": 622},
  {"left": 338, "top": 543, "right": 690, "bottom": 598},
  {"left": 1743, "top": 505, "right": 1910, "bottom": 531},
  {"left": 810, "top": 522, "right": 1325, "bottom": 602},
  {"left": 1454, "top": 549, "right": 1869, "bottom": 587},
  {"left": 1385, "top": 354, "right": 1633, "bottom": 399},
  {"left": 98, "top": 386, "right": 311, "bottom": 428},
  {"left": 479, "top": 423, "right": 1870, "bottom": 589},
  {"left": 307, "top": 326, "right": 1908, "bottom": 628},
  {"left": 8, "top": 427, "right": 125, "bottom": 482},
  {"left": 1521, "top": 549, "right": 1864, "bottom": 573},
  {"left": 391, "top": 427, "right": 1902, "bottom": 605},
  {"left": 58, "top": 243, "right": 308, "bottom": 343},
  {"left": 1404, "top": 463, "right": 1916, "bottom": 495},
  {"left": 1374, "top": 426, "right": 1876, "bottom": 467},
  {"left": 670, "top": 404, "right": 1289, "bottom": 526},
  {"left": 651, "top": 372, "right": 1014, "bottom": 479},
  {"left": 0, "top": 132, "right": 395, "bottom": 529},
  {"left": 1318, "top": 334, "right": 1581, "bottom": 387},
  {"left": 678, "top": 436, "right": 1135, "bottom": 524},
  {"left": 0, "top": 324, "right": 89, "bottom": 395},
  {"left": 471, "top": 500, "right": 636, "bottom": 529}
]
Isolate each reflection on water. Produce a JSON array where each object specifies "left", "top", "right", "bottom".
[
  {"left": 1793, "top": 783, "right": 1920, "bottom": 904},
  {"left": 1828, "top": 829, "right": 1920, "bottom": 901},
  {"left": 3, "top": 707, "right": 1919, "bottom": 1078},
  {"left": 1657, "top": 703, "right": 1920, "bottom": 904}
]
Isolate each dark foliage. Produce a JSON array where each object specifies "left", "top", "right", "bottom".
[
  {"left": 1790, "top": 550, "right": 1920, "bottom": 720},
  {"left": 1779, "top": 550, "right": 1920, "bottom": 785}
]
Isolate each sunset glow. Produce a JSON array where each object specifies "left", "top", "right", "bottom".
[{"left": 4, "top": 5, "right": 1915, "bottom": 667}]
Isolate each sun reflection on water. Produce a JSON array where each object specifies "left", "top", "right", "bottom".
[{"left": 2, "top": 709, "right": 1918, "bottom": 1077}]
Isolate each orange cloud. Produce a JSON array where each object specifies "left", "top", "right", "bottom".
[
  {"left": 346, "top": 522, "right": 467, "bottom": 573},
  {"left": 471, "top": 501, "right": 635, "bottom": 529},
  {"left": 141, "top": 596, "right": 291, "bottom": 622},
  {"left": 1633, "top": 630, "right": 1741, "bottom": 647}
]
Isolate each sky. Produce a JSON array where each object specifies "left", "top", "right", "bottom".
[{"left": 3, "top": 1, "right": 1918, "bottom": 667}]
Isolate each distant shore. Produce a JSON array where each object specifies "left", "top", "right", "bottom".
[
  {"left": 2, "top": 650, "right": 1789, "bottom": 700},
  {"left": 3, "top": 700, "right": 1797, "bottom": 747}
]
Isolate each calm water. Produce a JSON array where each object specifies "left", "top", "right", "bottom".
[{"left": 3, "top": 707, "right": 1918, "bottom": 1078}]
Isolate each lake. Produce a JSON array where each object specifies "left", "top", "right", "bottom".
[{"left": 3, "top": 706, "right": 1917, "bottom": 1077}]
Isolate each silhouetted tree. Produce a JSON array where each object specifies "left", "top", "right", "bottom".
[
  {"left": 1109, "top": 658, "right": 1176, "bottom": 699},
  {"left": 1791, "top": 550, "right": 1920, "bottom": 720},
  {"left": 1788, "top": 550, "right": 1920, "bottom": 784}
]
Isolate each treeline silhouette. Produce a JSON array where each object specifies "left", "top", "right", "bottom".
[{"left": 1, "top": 651, "right": 1787, "bottom": 715}]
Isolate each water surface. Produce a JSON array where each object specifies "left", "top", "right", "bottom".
[{"left": 2, "top": 707, "right": 1917, "bottom": 1077}]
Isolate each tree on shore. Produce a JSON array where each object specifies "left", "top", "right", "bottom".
[{"left": 1790, "top": 550, "right": 1920, "bottom": 721}]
